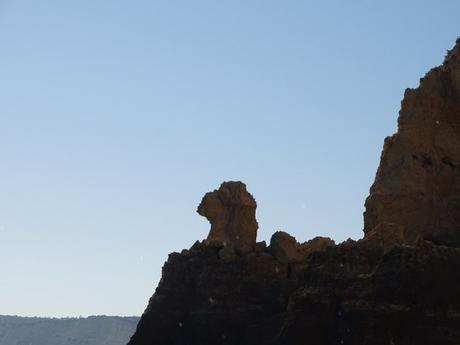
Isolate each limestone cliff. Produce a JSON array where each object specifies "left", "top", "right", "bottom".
[{"left": 127, "top": 39, "right": 460, "bottom": 345}]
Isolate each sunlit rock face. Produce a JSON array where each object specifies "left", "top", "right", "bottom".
[
  {"left": 197, "top": 181, "right": 258, "bottom": 253},
  {"left": 364, "top": 39, "right": 460, "bottom": 247},
  {"left": 127, "top": 40, "right": 460, "bottom": 345}
]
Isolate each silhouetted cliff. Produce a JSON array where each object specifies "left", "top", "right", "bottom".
[{"left": 128, "top": 39, "right": 460, "bottom": 345}]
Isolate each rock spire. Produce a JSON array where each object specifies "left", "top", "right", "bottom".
[{"left": 197, "top": 181, "right": 258, "bottom": 251}]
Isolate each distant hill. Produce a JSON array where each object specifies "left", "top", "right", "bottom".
[{"left": 0, "top": 315, "right": 139, "bottom": 345}]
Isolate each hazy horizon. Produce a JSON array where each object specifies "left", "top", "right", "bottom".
[{"left": 1, "top": 0, "right": 459, "bottom": 317}]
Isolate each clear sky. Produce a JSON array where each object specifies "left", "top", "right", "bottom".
[{"left": 1, "top": 0, "right": 458, "bottom": 317}]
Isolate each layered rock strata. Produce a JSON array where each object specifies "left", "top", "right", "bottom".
[
  {"left": 128, "top": 39, "right": 460, "bottom": 345},
  {"left": 364, "top": 39, "right": 460, "bottom": 247}
]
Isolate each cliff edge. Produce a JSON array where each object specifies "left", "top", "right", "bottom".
[{"left": 127, "top": 39, "right": 460, "bottom": 345}]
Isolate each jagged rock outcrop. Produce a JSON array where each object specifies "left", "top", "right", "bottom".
[
  {"left": 269, "top": 231, "right": 305, "bottom": 264},
  {"left": 299, "top": 236, "right": 336, "bottom": 256},
  {"left": 128, "top": 39, "right": 460, "bottom": 345},
  {"left": 268, "top": 232, "right": 335, "bottom": 264},
  {"left": 364, "top": 38, "right": 460, "bottom": 247},
  {"left": 197, "top": 181, "right": 258, "bottom": 252},
  {"left": 277, "top": 240, "right": 460, "bottom": 344}
]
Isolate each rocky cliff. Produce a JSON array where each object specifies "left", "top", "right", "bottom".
[
  {"left": 364, "top": 38, "right": 460, "bottom": 248},
  {"left": 127, "top": 39, "right": 460, "bottom": 345}
]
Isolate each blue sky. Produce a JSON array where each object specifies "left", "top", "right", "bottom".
[{"left": 1, "top": 0, "right": 458, "bottom": 317}]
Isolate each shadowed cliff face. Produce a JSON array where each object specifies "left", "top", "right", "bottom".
[{"left": 127, "top": 39, "right": 460, "bottom": 345}]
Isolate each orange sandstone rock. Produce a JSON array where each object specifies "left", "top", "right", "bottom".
[
  {"left": 197, "top": 181, "right": 258, "bottom": 251},
  {"left": 364, "top": 40, "right": 460, "bottom": 247}
]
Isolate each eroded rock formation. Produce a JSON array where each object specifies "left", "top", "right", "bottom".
[
  {"left": 364, "top": 39, "right": 460, "bottom": 247},
  {"left": 268, "top": 231, "right": 335, "bottom": 264},
  {"left": 128, "top": 39, "right": 460, "bottom": 345},
  {"left": 197, "top": 181, "right": 258, "bottom": 253}
]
